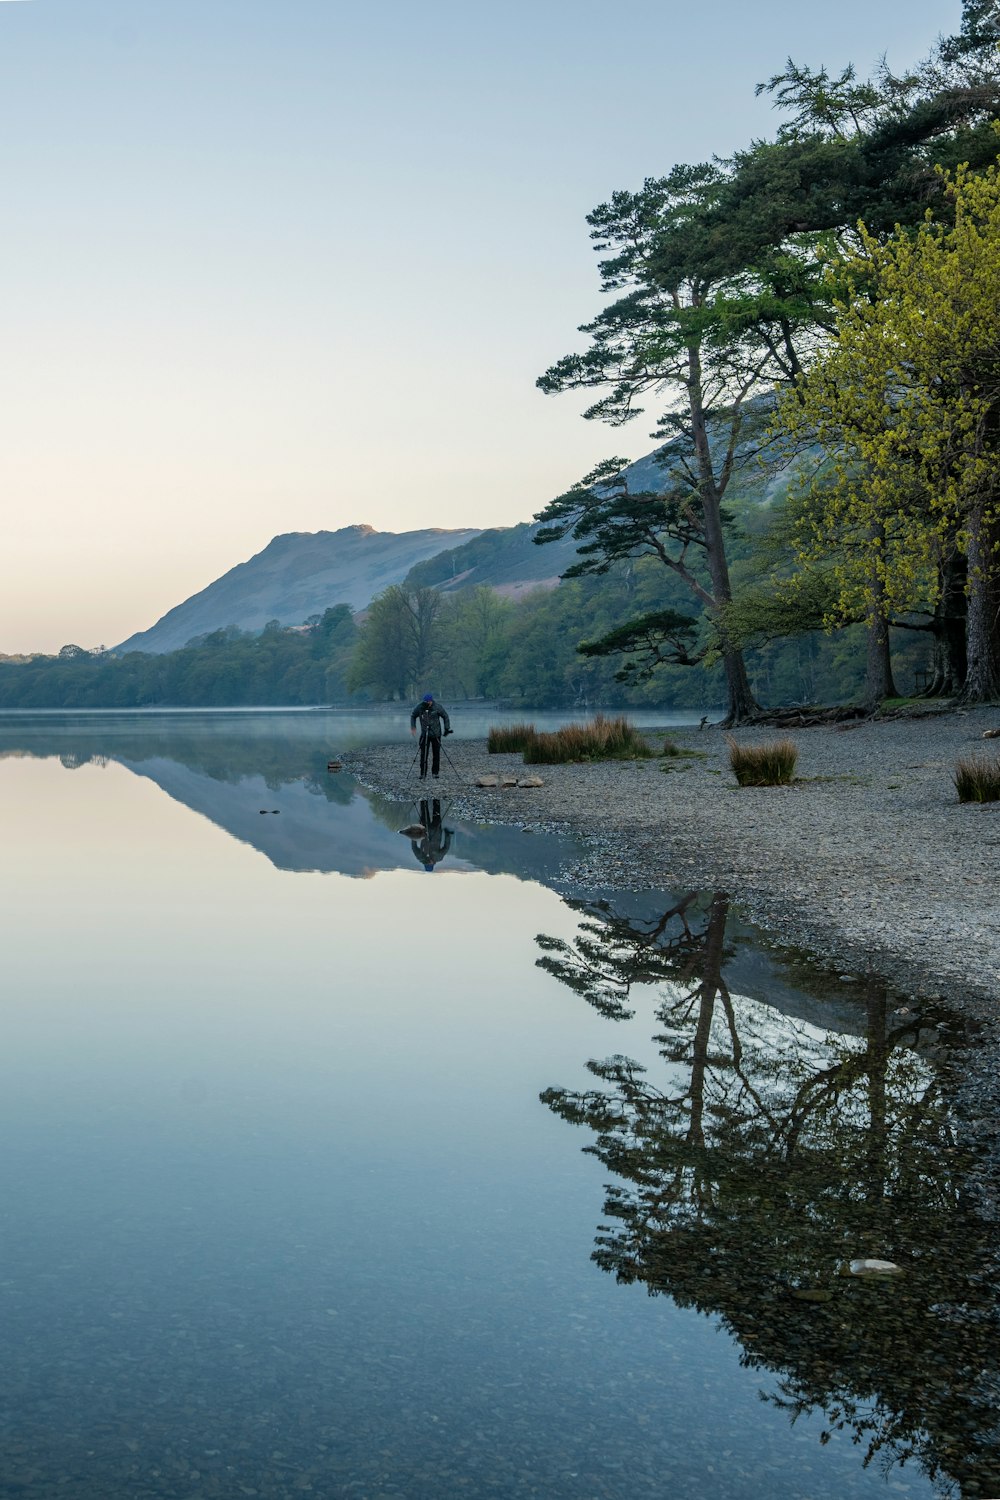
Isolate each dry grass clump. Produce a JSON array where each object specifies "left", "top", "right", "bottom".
[
  {"left": 487, "top": 721, "right": 536, "bottom": 754},
  {"left": 727, "top": 735, "right": 798, "bottom": 786},
  {"left": 522, "top": 713, "right": 654, "bottom": 765},
  {"left": 953, "top": 752, "right": 1000, "bottom": 803}
]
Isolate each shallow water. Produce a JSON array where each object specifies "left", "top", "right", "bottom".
[{"left": 0, "top": 711, "right": 996, "bottom": 1500}]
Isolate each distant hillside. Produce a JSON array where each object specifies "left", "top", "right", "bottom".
[
  {"left": 404, "top": 521, "right": 580, "bottom": 595},
  {"left": 402, "top": 438, "right": 772, "bottom": 598},
  {"left": 116, "top": 524, "right": 481, "bottom": 655}
]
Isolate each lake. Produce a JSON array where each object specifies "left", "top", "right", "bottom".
[{"left": 0, "top": 710, "right": 996, "bottom": 1500}]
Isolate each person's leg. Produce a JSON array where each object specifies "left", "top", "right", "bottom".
[
  {"left": 419, "top": 735, "right": 429, "bottom": 777},
  {"left": 431, "top": 736, "right": 441, "bottom": 776}
]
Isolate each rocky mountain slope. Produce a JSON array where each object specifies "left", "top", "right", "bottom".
[{"left": 116, "top": 524, "right": 481, "bottom": 655}]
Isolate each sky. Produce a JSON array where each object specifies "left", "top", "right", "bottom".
[{"left": 0, "top": 0, "right": 963, "bottom": 653}]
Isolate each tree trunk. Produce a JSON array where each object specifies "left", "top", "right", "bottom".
[
  {"left": 962, "top": 503, "right": 1000, "bottom": 702},
  {"left": 863, "top": 604, "right": 898, "bottom": 709},
  {"left": 929, "top": 549, "right": 968, "bottom": 696},
  {"left": 862, "top": 528, "right": 898, "bottom": 710},
  {"left": 687, "top": 349, "right": 759, "bottom": 725}
]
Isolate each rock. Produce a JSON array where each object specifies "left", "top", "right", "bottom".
[
  {"left": 500, "top": 776, "right": 519, "bottom": 788},
  {"left": 848, "top": 1258, "right": 904, "bottom": 1276},
  {"left": 327, "top": 760, "right": 344, "bottom": 771},
  {"left": 398, "top": 824, "right": 426, "bottom": 837},
  {"left": 982, "top": 727, "right": 1000, "bottom": 739},
  {"left": 476, "top": 776, "right": 499, "bottom": 788},
  {"left": 790, "top": 1288, "right": 833, "bottom": 1303},
  {"left": 518, "top": 777, "right": 544, "bottom": 788}
]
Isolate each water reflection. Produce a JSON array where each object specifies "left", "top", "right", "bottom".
[
  {"left": 410, "top": 799, "right": 454, "bottom": 872},
  {"left": 538, "top": 892, "right": 1000, "bottom": 1498},
  {"left": 0, "top": 715, "right": 573, "bottom": 883}
]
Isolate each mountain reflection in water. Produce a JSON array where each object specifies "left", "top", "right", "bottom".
[
  {"left": 0, "top": 714, "right": 573, "bottom": 883},
  {"left": 538, "top": 892, "right": 1000, "bottom": 1498}
]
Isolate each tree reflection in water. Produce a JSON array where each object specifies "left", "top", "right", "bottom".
[{"left": 538, "top": 892, "right": 1000, "bottom": 1497}]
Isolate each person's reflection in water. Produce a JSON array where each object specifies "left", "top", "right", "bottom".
[{"left": 411, "top": 799, "right": 453, "bottom": 872}]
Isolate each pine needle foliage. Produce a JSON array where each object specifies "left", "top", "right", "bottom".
[
  {"left": 727, "top": 736, "right": 799, "bottom": 786},
  {"left": 953, "top": 752, "right": 1000, "bottom": 802}
]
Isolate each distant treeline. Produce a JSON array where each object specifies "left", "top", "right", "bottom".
[{"left": 0, "top": 550, "right": 930, "bottom": 711}]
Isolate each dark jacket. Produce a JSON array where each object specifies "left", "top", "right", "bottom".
[{"left": 410, "top": 699, "right": 451, "bottom": 740}]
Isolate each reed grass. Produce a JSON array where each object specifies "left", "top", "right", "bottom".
[
  {"left": 953, "top": 752, "right": 1000, "bottom": 803},
  {"left": 521, "top": 713, "right": 654, "bottom": 765},
  {"left": 727, "top": 735, "right": 798, "bottom": 787},
  {"left": 487, "top": 721, "right": 537, "bottom": 754}
]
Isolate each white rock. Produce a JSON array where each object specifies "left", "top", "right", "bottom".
[
  {"left": 476, "top": 776, "right": 498, "bottom": 788},
  {"left": 848, "top": 1258, "right": 903, "bottom": 1276},
  {"left": 519, "top": 777, "right": 544, "bottom": 787}
]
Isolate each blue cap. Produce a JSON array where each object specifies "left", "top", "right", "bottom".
[
  {"left": 422, "top": 693, "right": 434, "bottom": 702},
  {"left": 423, "top": 863, "right": 434, "bottom": 871}
]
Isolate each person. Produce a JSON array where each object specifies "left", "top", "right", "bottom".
[
  {"left": 410, "top": 799, "right": 453, "bottom": 871},
  {"left": 409, "top": 692, "right": 451, "bottom": 778}
]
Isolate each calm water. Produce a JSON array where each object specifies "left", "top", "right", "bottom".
[{"left": 0, "top": 711, "right": 997, "bottom": 1500}]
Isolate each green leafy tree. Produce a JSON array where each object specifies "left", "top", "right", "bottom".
[{"left": 776, "top": 156, "right": 1000, "bottom": 703}]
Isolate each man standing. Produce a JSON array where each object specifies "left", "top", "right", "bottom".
[{"left": 410, "top": 692, "right": 451, "bottom": 778}]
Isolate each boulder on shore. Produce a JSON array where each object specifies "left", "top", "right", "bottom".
[{"left": 476, "top": 776, "right": 498, "bottom": 788}]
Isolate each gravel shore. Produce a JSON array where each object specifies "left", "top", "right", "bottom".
[{"left": 344, "top": 707, "right": 1000, "bottom": 1019}]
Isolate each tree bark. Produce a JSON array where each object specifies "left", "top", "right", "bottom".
[
  {"left": 927, "top": 550, "right": 968, "bottom": 696},
  {"left": 862, "top": 527, "right": 898, "bottom": 709},
  {"left": 863, "top": 605, "right": 898, "bottom": 708},
  {"left": 688, "top": 346, "right": 759, "bottom": 725},
  {"left": 962, "top": 502, "right": 1000, "bottom": 702}
]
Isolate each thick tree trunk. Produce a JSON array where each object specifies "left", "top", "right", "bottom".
[
  {"left": 962, "top": 504, "right": 1000, "bottom": 702},
  {"left": 930, "top": 550, "right": 969, "bottom": 696},
  {"left": 863, "top": 605, "right": 898, "bottom": 708},
  {"left": 862, "top": 527, "right": 898, "bottom": 710},
  {"left": 687, "top": 350, "right": 759, "bottom": 725}
]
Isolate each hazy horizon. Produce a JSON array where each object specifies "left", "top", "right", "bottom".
[{"left": 1, "top": 0, "right": 960, "bottom": 654}]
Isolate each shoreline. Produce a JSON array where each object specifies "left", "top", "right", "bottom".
[{"left": 343, "top": 707, "right": 1000, "bottom": 1021}]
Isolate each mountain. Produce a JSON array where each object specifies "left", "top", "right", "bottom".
[
  {"left": 116, "top": 524, "right": 482, "bottom": 655},
  {"left": 405, "top": 416, "right": 785, "bottom": 599},
  {"left": 404, "top": 520, "right": 580, "bottom": 596}
]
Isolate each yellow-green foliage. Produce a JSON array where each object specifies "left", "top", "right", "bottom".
[
  {"left": 775, "top": 153, "right": 1000, "bottom": 626},
  {"left": 522, "top": 714, "right": 654, "bottom": 764},
  {"left": 727, "top": 736, "right": 799, "bottom": 786}
]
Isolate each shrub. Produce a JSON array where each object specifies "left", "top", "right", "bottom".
[
  {"left": 727, "top": 735, "right": 798, "bottom": 787},
  {"left": 487, "top": 721, "right": 536, "bottom": 754},
  {"left": 953, "top": 752, "right": 1000, "bottom": 803},
  {"left": 662, "top": 739, "right": 682, "bottom": 757},
  {"left": 522, "top": 713, "right": 654, "bottom": 765}
]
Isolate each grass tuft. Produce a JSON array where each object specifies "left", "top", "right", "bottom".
[
  {"left": 727, "top": 735, "right": 798, "bottom": 787},
  {"left": 522, "top": 713, "right": 654, "bottom": 765},
  {"left": 953, "top": 752, "right": 1000, "bottom": 803},
  {"left": 487, "top": 722, "right": 536, "bottom": 754}
]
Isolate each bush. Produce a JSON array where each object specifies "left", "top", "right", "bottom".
[
  {"left": 662, "top": 738, "right": 682, "bottom": 757},
  {"left": 727, "top": 735, "right": 798, "bottom": 786},
  {"left": 953, "top": 752, "right": 1000, "bottom": 803},
  {"left": 522, "top": 713, "right": 654, "bottom": 765},
  {"left": 487, "top": 721, "right": 536, "bottom": 754}
]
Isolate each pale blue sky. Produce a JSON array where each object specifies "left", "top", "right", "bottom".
[{"left": 0, "top": 0, "right": 962, "bottom": 651}]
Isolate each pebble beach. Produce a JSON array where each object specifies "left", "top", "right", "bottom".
[{"left": 346, "top": 707, "right": 1000, "bottom": 1018}]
